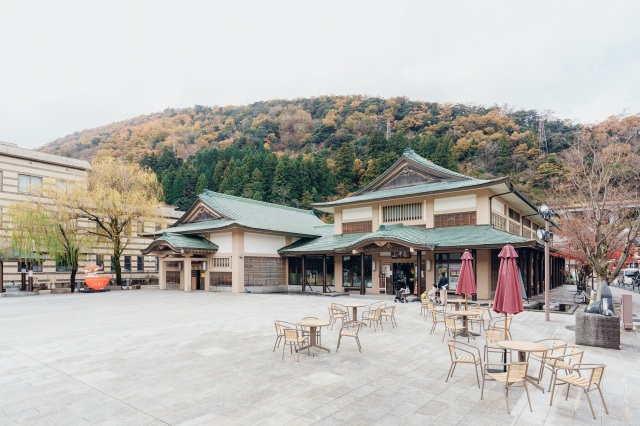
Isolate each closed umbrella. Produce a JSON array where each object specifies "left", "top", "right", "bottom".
[
  {"left": 493, "top": 244, "right": 524, "bottom": 340},
  {"left": 455, "top": 249, "right": 476, "bottom": 310}
]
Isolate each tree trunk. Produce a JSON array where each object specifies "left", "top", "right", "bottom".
[
  {"left": 113, "top": 249, "right": 122, "bottom": 286},
  {"left": 70, "top": 267, "right": 77, "bottom": 293}
]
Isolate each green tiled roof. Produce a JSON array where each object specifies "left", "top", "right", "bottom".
[
  {"left": 403, "top": 148, "right": 470, "bottom": 179},
  {"left": 158, "top": 219, "right": 236, "bottom": 234},
  {"left": 426, "top": 225, "right": 532, "bottom": 249},
  {"left": 144, "top": 232, "right": 219, "bottom": 253},
  {"left": 313, "top": 178, "right": 498, "bottom": 207},
  {"left": 198, "top": 191, "right": 325, "bottom": 236},
  {"left": 279, "top": 224, "right": 534, "bottom": 254}
]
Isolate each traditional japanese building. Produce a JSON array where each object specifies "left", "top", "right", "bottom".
[{"left": 144, "top": 148, "right": 564, "bottom": 299}]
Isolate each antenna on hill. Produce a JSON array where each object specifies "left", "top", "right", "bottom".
[
  {"left": 538, "top": 110, "right": 552, "bottom": 154},
  {"left": 386, "top": 120, "right": 392, "bottom": 140}
]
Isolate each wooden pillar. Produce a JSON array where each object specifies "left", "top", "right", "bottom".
[
  {"left": 183, "top": 257, "right": 192, "bottom": 292},
  {"left": 322, "top": 255, "right": 327, "bottom": 293},
  {"left": 360, "top": 253, "right": 365, "bottom": 295},
  {"left": 0, "top": 260, "right": 3, "bottom": 293},
  {"left": 158, "top": 256, "right": 166, "bottom": 290},
  {"left": 416, "top": 251, "right": 422, "bottom": 295},
  {"left": 301, "top": 255, "right": 306, "bottom": 293}
]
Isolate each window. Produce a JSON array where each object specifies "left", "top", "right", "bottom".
[
  {"left": 491, "top": 213, "right": 506, "bottom": 230},
  {"left": 155, "top": 257, "right": 159, "bottom": 272},
  {"left": 124, "top": 256, "right": 131, "bottom": 271},
  {"left": 342, "top": 255, "right": 372, "bottom": 288},
  {"left": 213, "top": 257, "right": 231, "bottom": 268},
  {"left": 18, "top": 174, "right": 43, "bottom": 194},
  {"left": 138, "top": 221, "right": 145, "bottom": 235},
  {"left": 210, "top": 272, "right": 232, "bottom": 286},
  {"left": 383, "top": 202, "right": 423, "bottom": 223},
  {"left": 435, "top": 253, "right": 463, "bottom": 291},
  {"left": 56, "top": 258, "right": 72, "bottom": 272},
  {"left": 137, "top": 256, "right": 144, "bottom": 271},
  {"left": 508, "top": 208, "right": 521, "bottom": 222},
  {"left": 434, "top": 211, "right": 476, "bottom": 227},
  {"left": 96, "top": 255, "right": 104, "bottom": 268},
  {"left": 19, "top": 260, "right": 43, "bottom": 272},
  {"left": 342, "top": 221, "right": 372, "bottom": 234},
  {"left": 244, "top": 257, "right": 286, "bottom": 286}
]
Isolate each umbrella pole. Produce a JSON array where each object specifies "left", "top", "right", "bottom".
[
  {"left": 465, "top": 294, "right": 468, "bottom": 310},
  {"left": 503, "top": 313, "right": 508, "bottom": 372}
]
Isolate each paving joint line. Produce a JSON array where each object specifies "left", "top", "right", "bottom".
[{"left": 1, "top": 343, "right": 171, "bottom": 425}]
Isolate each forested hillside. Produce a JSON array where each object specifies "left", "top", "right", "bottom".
[{"left": 40, "top": 96, "right": 580, "bottom": 210}]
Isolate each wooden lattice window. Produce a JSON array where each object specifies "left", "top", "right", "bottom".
[
  {"left": 166, "top": 271, "right": 180, "bottom": 285},
  {"left": 210, "top": 272, "right": 232, "bottom": 286},
  {"left": 491, "top": 213, "right": 506, "bottom": 230},
  {"left": 382, "top": 202, "right": 423, "bottom": 222},
  {"left": 212, "top": 257, "right": 231, "bottom": 268},
  {"left": 508, "top": 220, "right": 521, "bottom": 235},
  {"left": 508, "top": 208, "right": 521, "bottom": 222},
  {"left": 434, "top": 211, "right": 476, "bottom": 228},
  {"left": 244, "top": 257, "right": 286, "bottom": 286},
  {"left": 342, "top": 221, "right": 373, "bottom": 234}
]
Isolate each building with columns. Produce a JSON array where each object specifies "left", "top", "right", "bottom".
[{"left": 143, "top": 148, "right": 565, "bottom": 298}]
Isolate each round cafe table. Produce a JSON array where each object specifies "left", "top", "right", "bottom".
[
  {"left": 496, "top": 340, "right": 548, "bottom": 392},
  {"left": 340, "top": 301, "right": 367, "bottom": 322},
  {"left": 296, "top": 318, "right": 331, "bottom": 353},
  {"left": 449, "top": 310, "right": 480, "bottom": 337}
]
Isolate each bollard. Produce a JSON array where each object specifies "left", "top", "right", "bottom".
[
  {"left": 77, "top": 280, "right": 82, "bottom": 292},
  {"left": 126, "top": 279, "right": 130, "bottom": 290},
  {"left": 621, "top": 295, "right": 633, "bottom": 330}
]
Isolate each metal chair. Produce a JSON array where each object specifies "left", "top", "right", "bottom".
[
  {"left": 443, "top": 315, "right": 468, "bottom": 343},
  {"left": 467, "top": 307, "right": 486, "bottom": 333},
  {"left": 488, "top": 316, "right": 513, "bottom": 340},
  {"left": 381, "top": 305, "right": 397, "bottom": 328},
  {"left": 430, "top": 310, "right": 446, "bottom": 335},
  {"left": 481, "top": 362, "right": 532, "bottom": 414},
  {"left": 362, "top": 307, "right": 384, "bottom": 332},
  {"left": 282, "top": 326, "right": 309, "bottom": 361},
  {"left": 550, "top": 364, "right": 609, "bottom": 419},
  {"left": 483, "top": 328, "right": 508, "bottom": 362},
  {"left": 539, "top": 345, "right": 584, "bottom": 391},
  {"left": 446, "top": 340, "right": 483, "bottom": 388},
  {"left": 336, "top": 320, "right": 362, "bottom": 353},
  {"left": 273, "top": 320, "right": 296, "bottom": 352},
  {"left": 328, "top": 304, "right": 348, "bottom": 330}
]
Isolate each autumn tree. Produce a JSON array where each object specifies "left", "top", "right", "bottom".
[
  {"left": 551, "top": 115, "right": 640, "bottom": 288},
  {"left": 7, "top": 179, "right": 93, "bottom": 291},
  {"left": 69, "top": 157, "right": 162, "bottom": 286}
]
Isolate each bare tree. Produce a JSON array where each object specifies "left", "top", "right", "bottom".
[{"left": 552, "top": 115, "right": 640, "bottom": 288}]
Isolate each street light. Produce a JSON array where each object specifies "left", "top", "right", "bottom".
[{"left": 538, "top": 204, "right": 555, "bottom": 322}]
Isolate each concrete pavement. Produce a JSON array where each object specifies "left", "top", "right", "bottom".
[{"left": 0, "top": 288, "right": 638, "bottom": 425}]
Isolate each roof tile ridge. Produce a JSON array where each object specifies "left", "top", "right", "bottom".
[{"left": 202, "top": 190, "right": 317, "bottom": 215}]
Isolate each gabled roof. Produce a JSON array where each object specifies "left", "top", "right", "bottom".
[
  {"left": 141, "top": 232, "right": 219, "bottom": 254},
  {"left": 313, "top": 148, "right": 501, "bottom": 211},
  {"left": 165, "top": 191, "right": 325, "bottom": 237},
  {"left": 278, "top": 224, "right": 537, "bottom": 255}
]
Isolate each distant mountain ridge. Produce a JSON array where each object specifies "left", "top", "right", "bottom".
[{"left": 37, "top": 95, "right": 581, "bottom": 208}]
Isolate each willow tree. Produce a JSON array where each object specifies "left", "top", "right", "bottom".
[
  {"left": 552, "top": 115, "right": 640, "bottom": 289},
  {"left": 7, "top": 179, "right": 92, "bottom": 290},
  {"left": 70, "top": 157, "right": 162, "bottom": 286}
]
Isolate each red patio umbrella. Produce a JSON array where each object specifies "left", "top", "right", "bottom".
[
  {"left": 455, "top": 249, "right": 476, "bottom": 310},
  {"left": 493, "top": 244, "right": 524, "bottom": 340}
]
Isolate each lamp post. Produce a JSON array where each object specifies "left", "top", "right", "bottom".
[{"left": 537, "top": 204, "right": 555, "bottom": 322}]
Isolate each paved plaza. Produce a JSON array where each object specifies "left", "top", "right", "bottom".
[{"left": 1, "top": 287, "right": 639, "bottom": 425}]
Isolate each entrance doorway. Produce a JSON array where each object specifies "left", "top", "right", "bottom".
[
  {"left": 191, "top": 270, "right": 205, "bottom": 290},
  {"left": 393, "top": 263, "right": 415, "bottom": 294}
]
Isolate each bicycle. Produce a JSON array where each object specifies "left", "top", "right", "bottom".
[{"left": 574, "top": 287, "right": 591, "bottom": 304}]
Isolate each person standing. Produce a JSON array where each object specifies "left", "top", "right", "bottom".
[{"left": 437, "top": 271, "right": 449, "bottom": 306}]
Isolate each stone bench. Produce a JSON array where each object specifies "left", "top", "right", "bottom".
[{"left": 575, "top": 309, "right": 620, "bottom": 349}]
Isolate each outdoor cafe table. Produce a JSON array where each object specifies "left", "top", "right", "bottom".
[
  {"left": 449, "top": 310, "right": 480, "bottom": 337},
  {"left": 496, "top": 340, "right": 548, "bottom": 392},
  {"left": 296, "top": 318, "right": 331, "bottom": 353},
  {"left": 340, "top": 301, "right": 367, "bottom": 322}
]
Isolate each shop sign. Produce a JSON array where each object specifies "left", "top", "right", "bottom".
[{"left": 391, "top": 251, "right": 411, "bottom": 259}]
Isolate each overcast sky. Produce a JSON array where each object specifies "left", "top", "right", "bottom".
[{"left": 1, "top": 1, "right": 639, "bottom": 149}]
